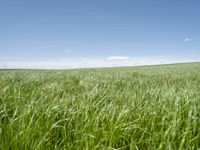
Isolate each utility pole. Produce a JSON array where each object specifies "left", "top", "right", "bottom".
[
  {"left": 4, "top": 60, "right": 7, "bottom": 69},
  {"left": 1, "top": 59, "right": 7, "bottom": 69},
  {"left": 1, "top": 59, "right": 3, "bottom": 69}
]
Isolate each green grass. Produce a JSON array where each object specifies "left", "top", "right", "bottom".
[{"left": 0, "top": 62, "right": 200, "bottom": 149}]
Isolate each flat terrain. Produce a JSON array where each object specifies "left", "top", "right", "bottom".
[{"left": 0, "top": 63, "right": 200, "bottom": 149}]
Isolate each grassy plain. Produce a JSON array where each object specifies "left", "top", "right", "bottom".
[{"left": 0, "top": 63, "right": 200, "bottom": 149}]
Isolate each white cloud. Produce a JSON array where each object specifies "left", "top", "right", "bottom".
[
  {"left": 106, "top": 56, "right": 130, "bottom": 61},
  {"left": 184, "top": 38, "right": 192, "bottom": 42},
  {"left": 0, "top": 56, "right": 199, "bottom": 69}
]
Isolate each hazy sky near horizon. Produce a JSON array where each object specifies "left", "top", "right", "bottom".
[{"left": 0, "top": 0, "right": 200, "bottom": 64}]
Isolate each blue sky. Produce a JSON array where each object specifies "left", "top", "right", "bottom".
[{"left": 0, "top": 0, "right": 200, "bottom": 68}]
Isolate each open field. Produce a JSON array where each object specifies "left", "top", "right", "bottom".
[{"left": 0, "top": 62, "right": 200, "bottom": 149}]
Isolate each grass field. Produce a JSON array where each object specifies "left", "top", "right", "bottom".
[{"left": 0, "top": 62, "right": 200, "bottom": 149}]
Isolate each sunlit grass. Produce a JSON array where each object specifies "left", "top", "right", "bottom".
[{"left": 0, "top": 63, "right": 200, "bottom": 149}]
